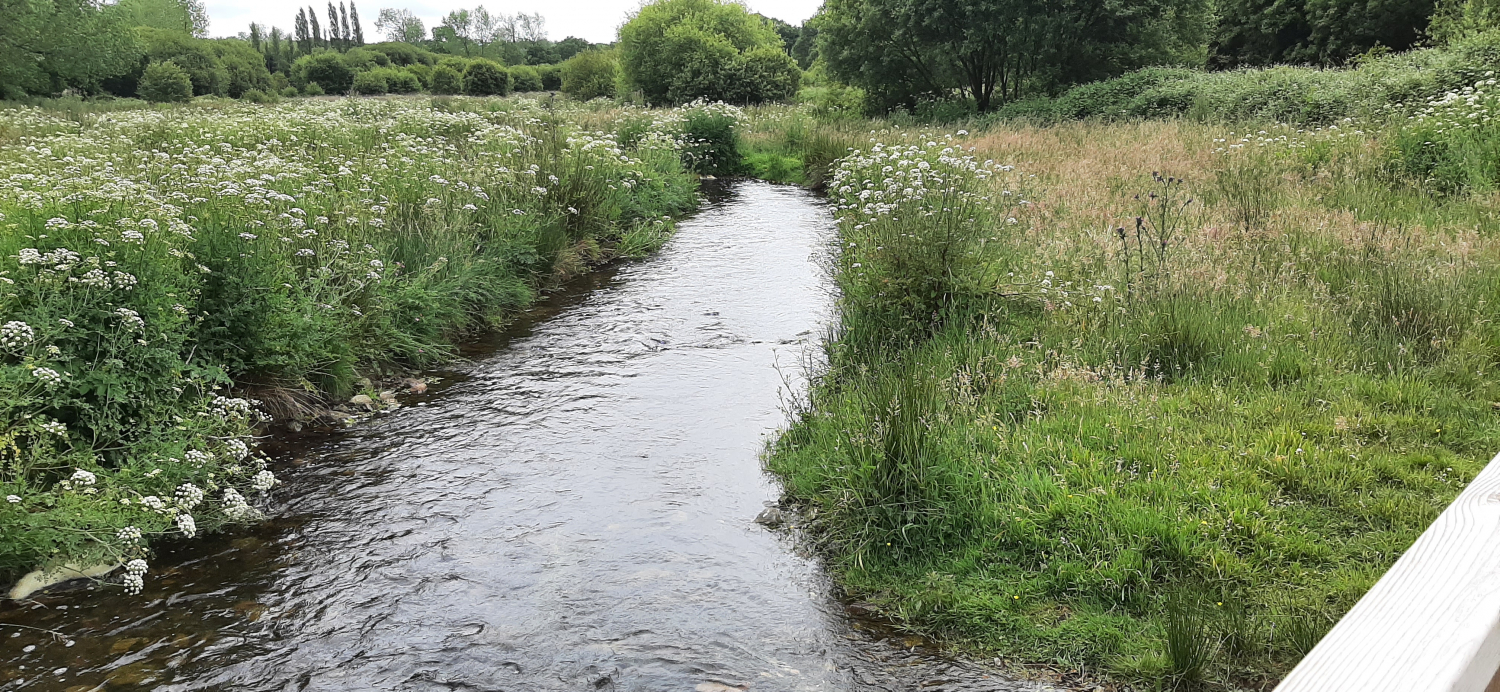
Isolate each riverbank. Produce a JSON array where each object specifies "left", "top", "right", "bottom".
[
  {"left": 0, "top": 96, "right": 710, "bottom": 587},
  {"left": 755, "top": 102, "right": 1500, "bottom": 688}
]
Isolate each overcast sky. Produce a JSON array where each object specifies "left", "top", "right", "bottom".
[{"left": 206, "top": 0, "right": 822, "bottom": 43}]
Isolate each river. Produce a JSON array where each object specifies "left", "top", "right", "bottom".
[{"left": 0, "top": 182, "right": 1046, "bottom": 692}]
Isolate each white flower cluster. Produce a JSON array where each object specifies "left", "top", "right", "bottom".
[
  {"left": 175, "top": 513, "right": 197, "bottom": 538},
  {"left": 114, "top": 307, "right": 144, "bottom": 330},
  {"left": 226, "top": 438, "right": 250, "bottom": 460},
  {"left": 123, "top": 558, "right": 148, "bottom": 595},
  {"left": 221, "top": 487, "right": 262, "bottom": 521},
  {"left": 1, "top": 320, "right": 34, "bottom": 350},
  {"left": 117, "top": 525, "right": 142, "bottom": 543},
  {"left": 69, "top": 469, "right": 96, "bottom": 486},
  {"left": 251, "top": 469, "right": 278, "bottom": 492},
  {"left": 184, "top": 449, "right": 213, "bottom": 466},
  {"left": 30, "top": 366, "right": 63, "bottom": 388},
  {"left": 40, "top": 420, "right": 66, "bottom": 435},
  {"left": 175, "top": 483, "right": 204, "bottom": 510}
]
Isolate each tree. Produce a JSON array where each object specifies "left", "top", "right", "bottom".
[
  {"left": 327, "top": 3, "right": 342, "bottom": 49},
  {"left": 340, "top": 3, "right": 353, "bottom": 49},
  {"left": 430, "top": 64, "right": 462, "bottom": 93},
  {"left": 561, "top": 49, "right": 618, "bottom": 100},
  {"left": 112, "top": 0, "right": 208, "bottom": 36},
  {"left": 349, "top": 2, "right": 365, "bottom": 45},
  {"left": 818, "top": 0, "right": 1209, "bottom": 113},
  {"left": 138, "top": 59, "right": 193, "bottom": 101},
  {"left": 790, "top": 24, "right": 818, "bottom": 68},
  {"left": 295, "top": 9, "right": 310, "bottom": 53},
  {"left": 463, "top": 59, "right": 509, "bottom": 94},
  {"left": 308, "top": 5, "right": 323, "bottom": 48},
  {"left": 1210, "top": 0, "right": 1437, "bottom": 67},
  {"left": 440, "top": 9, "right": 474, "bottom": 55},
  {"left": 375, "top": 7, "right": 424, "bottom": 43},
  {"left": 619, "top": 0, "right": 800, "bottom": 105},
  {"left": 0, "top": 0, "right": 142, "bottom": 97}
]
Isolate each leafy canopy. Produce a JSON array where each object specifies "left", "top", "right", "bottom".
[{"left": 619, "top": 0, "right": 801, "bottom": 105}]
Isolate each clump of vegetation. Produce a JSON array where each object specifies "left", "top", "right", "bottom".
[
  {"left": 0, "top": 97, "right": 703, "bottom": 589},
  {"left": 618, "top": 0, "right": 801, "bottom": 105},
  {"left": 463, "top": 59, "right": 510, "bottom": 96},
  {"left": 137, "top": 60, "right": 193, "bottom": 103},
  {"left": 561, "top": 50, "right": 619, "bottom": 101},
  {"left": 760, "top": 99, "right": 1500, "bottom": 688}
]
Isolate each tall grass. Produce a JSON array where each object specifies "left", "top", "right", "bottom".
[{"left": 764, "top": 111, "right": 1500, "bottom": 688}]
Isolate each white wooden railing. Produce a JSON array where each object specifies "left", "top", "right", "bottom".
[{"left": 1275, "top": 451, "right": 1500, "bottom": 692}]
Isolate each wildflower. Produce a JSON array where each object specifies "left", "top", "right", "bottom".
[
  {"left": 176, "top": 513, "right": 197, "bottom": 538},
  {"left": 40, "top": 420, "right": 66, "bottom": 435},
  {"left": 226, "top": 439, "right": 250, "bottom": 460},
  {"left": 239, "top": 233, "right": 258, "bottom": 241},
  {"left": 117, "top": 526, "right": 142, "bottom": 543},
  {"left": 114, "top": 308, "right": 144, "bottom": 330},
  {"left": 6, "top": 495, "right": 19, "bottom": 503},
  {"left": 32, "top": 367, "right": 64, "bottom": 388},
  {"left": 1, "top": 321, "right": 35, "bottom": 350},
  {"left": 175, "top": 483, "right": 204, "bottom": 510},
  {"left": 69, "top": 469, "right": 97, "bottom": 486},
  {"left": 251, "top": 469, "right": 278, "bottom": 492},
  {"left": 123, "top": 558, "right": 148, "bottom": 595}
]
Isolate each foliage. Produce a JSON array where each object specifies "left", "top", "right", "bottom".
[
  {"left": 678, "top": 101, "right": 745, "bottom": 175},
  {"left": 561, "top": 50, "right": 619, "bottom": 101},
  {"left": 366, "top": 41, "right": 435, "bottom": 66},
  {"left": 0, "top": 0, "right": 143, "bottom": 98},
  {"left": 619, "top": 0, "right": 801, "bottom": 105},
  {"left": 111, "top": 0, "right": 208, "bottom": 36},
  {"left": 1431, "top": 0, "right": 1500, "bottom": 42},
  {"left": 431, "top": 65, "right": 464, "bottom": 95},
  {"left": 1389, "top": 75, "right": 1500, "bottom": 192},
  {"left": 1211, "top": 0, "right": 1439, "bottom": 68},
  {"left": 510, "top": 65, "right": 543, "bottom": 92},
  {"left": 815, "top": 0, "right": 1211, "bottom": 113},
  {"left": 374, "top": 8, "right": 425, "bottom": 43},
  {"left": 137, "top": 60, "right": 193, "bottom": 102},
  {"left": 292, "top": 51, "right": 354, "bottom": 94},
  {"left": 463, "top": 59, "right": 510, "bottom": 96},
  {"left": 537, "top": 64, "right": 563, "bottom": 90},
  {"left": 0, "top": 97, "right": 701, "bottom": 586},
  {"left": 989, "top": 33, "right": 1500, "bottom": 125},
  {"left": 351, "top": 69, "right": 387, "bottom": 95}
]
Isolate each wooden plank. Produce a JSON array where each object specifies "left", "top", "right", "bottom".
[{"left": 1275, "top": 451, "right": 1500, "bottom": 692}]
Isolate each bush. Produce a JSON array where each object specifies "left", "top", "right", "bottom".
[
  {"left": 537, "top": 64, "right": 563, "bottom": 90},
  {"left": 352, "top": 70, "right": 389, "bottom": 96},
  {"left": 510, "top": 65, "right": 543, "bottom": 92},
  {"left": 561, "top": 50, "right": 619, "bottom": 101},
  {"left": 240, "top": 88, "right": 276, "bottom": 103},
  {"left": 138, "top": 61, "right": 194, "bottom": 103},
  {"left": 280, "top": 86, "right": 301, "bottom": 98},
  {"left": 292, "top": 52, "right": 355, "bottom": 95},
  {"left": 302, "top": 81, "right": 324, "bottom": 96},
  {"left": 382, "top": 68, "right": 422, "bottom": 94},
  {"left": 619, "top": 0, "right": 797, "bottom": 105},
  {"left": 406, "top": 63, "right": 434, "bottom": 90},
  {"left": 367, "top": 42, "right": 437, "bottom": 66},
  {"left": 431, "top": 66, "right": 463, "bottom": 95},
  {"left": 463, "top": 60, "right": 510, "bottom": 96},
  {"left": 678, "top": 102, "right": 742, "bottom": 175}
]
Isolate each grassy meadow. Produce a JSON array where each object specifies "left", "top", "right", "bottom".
[{"left": 753, "top": 84, "right": 1500, "bottom": 689}]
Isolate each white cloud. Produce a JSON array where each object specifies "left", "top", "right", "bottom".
[{"left": 206, "top": 0, "right": 822, "bottom": 44}]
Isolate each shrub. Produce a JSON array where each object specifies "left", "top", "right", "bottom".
[
  {"left": 293, "top": 52, "right": 354, "bottom": 95},
  {"left": 405, "top": 64, "right": 434, "bottom": 90},
  {"left": 463, "top": 60, "right": 510, "bottom": 96},
  {"left": 731, "top": 45, "right": 801, "bottom": 103},
  {"left": 302, "top": 81, "right": 325, "bottom": 96},
  {"left": 537, "top": 64, "right": 563, "bottom": 90},
  {"left": 510, "top": 65, "right": 543, "bottom": 92},
  {"left": 431, "top": 66, "right": 463, "bottom": 95},
  {"left": 240, "top": 88, "right": 276, "bottom": 103},
  {"left": 678, "top": 102, "right": 743, "bottom": 175},
  {"left": 352, "top": 70, "right": 389, "bottom": 96},
  {"left": 382, "top": 68, "right": 422, "bottom": 94},
  {"left": 280, "top": 86, "right": 301, "bottom": 98},
  {"left": 367, "top": 41, "right": 437, "bottom": 66},
  {"left": 138, "top": 61, "right": 193, "bottom": 103},
  {"left": 561, "top": 50, "right": 619, "bottom": 101}
]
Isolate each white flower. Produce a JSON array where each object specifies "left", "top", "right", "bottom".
[
  {"left": 175, "top": 483, "right": 204, "bottom": 510},
  {"left": 117, "top": 526, "right": 142, "bottom": 543},
  {"left": 40, "top": 420, "right": 66, "bottom": 435},
  {"left": 31, "top": 367, "right": 64, "bottom": 388},
  {"left": 6, "top": 495, "right": 20, "bottom": 503},
  {"left": 69, "top": 469, "right": 97, "bottom": 486},
  {"left": 1, "top": 321, "right": 35, "bottom": 350},
  {"left": 226, "top": 439, "right": 250, "bottom": 460},
  {"left": 114, "top": 308, "right": 144, "bottom": 330},
  {"left": 58, "top": 318, "right": 74, "bottom": 328},
  {"left": 140, "top": 495, "right": 165, "bottom": 511},
  {"left": 175, "top": 513, "right": 197, "bottom": 538},
  {"left": 251, "top": 469, "right": 278, "bottom": 492},
  {"left": 239, "top": 233, "right": 258, "bottom": 241},
  {"left": 184, "top": 449, "right": 212, "bottom": 466}
]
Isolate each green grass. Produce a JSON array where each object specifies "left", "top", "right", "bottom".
[{"left": 759, "top": 110, "right": 1500, "bottom": 688}]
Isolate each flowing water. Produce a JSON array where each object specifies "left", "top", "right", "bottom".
[{"left": 0, "top": 182, "right": 1049, "bottom": 692}]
